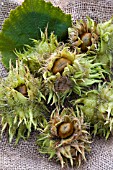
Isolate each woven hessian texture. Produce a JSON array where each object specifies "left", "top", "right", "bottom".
[{"left": 0, "top": 0, "right": 113, "bottom": 169}]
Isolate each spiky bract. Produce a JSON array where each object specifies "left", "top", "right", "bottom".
[
  {"left": 68, "top": 17, "right": 98, "bottom": 54},
  {"left": 96, "top": 17, "right": 113, "bottom": 71},
  {"left": 68, "top": 17, "right": 113, "bottom": 72},
  {"left": 42, "top": 46, "right": 107, "bottom": 106},
  {"left": 15, "top": 30, "right": 58, "bottom": 76},
  {"left": 37, "top": 108, "right": 91, "bottom": 168},
  {"left": 75, "top": 82, "right": 113, "bottom": 139},
  {"left": 0, "top": 60, "right": 47, "bottom": 143}
]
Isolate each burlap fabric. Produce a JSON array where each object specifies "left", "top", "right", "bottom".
[{"left": 0, "top": 0, "right": 113, "bottom": 169}]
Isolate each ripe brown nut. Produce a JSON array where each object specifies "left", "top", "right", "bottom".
[
  {"left": 16, "top": 84, "right": 27, "bottom": 96},
  {"left": 58, "top": 122, "right": 74, "bottom": 138},
  {"left": 81, "top": 33, "right": 92, "bottom": 51},
  {"left": 52, "top": 58, "right": 72, "bottom": 74}
]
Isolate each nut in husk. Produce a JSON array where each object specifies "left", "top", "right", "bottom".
[
  {"left": 0, "top": 60, "right": 47, "bottom": 143},
  {"left": 75, "top": 81, "right": 113, "bottom": 139},
  {"left": 37, "top": 108, "right": 91, "bottom": 168}
]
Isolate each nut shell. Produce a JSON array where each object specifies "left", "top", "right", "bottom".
[
  {"left": 58, "top": 122, "right": 74, "bottom": 138},
  {"left": 16, "top": 84, "right": 28, "bottom": 96},
  {"left": 52, "top": 58, "right": 72, "bottom": 74},
  {"left": 81, "top": 33, "right": 92, "bottom": 51}
]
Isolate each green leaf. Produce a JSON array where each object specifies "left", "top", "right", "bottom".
[{"left": 0, "top": 0, "right": 72, "bottom": 69}]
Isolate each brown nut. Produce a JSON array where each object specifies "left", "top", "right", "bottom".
[
  {"left": 58, "top": 122, "right": 74, "bottom": 139},
  {"left": 16, "top": 84, "right": 28, "bottom": 96},
  {"left": 52, "top": 58, "right": 72, "bottom": 74},
  {"left": 81, "top": 33, "right": 92, "bottom": 52}
]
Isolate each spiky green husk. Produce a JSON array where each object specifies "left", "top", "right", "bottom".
[
  {"left": 37, "top": 108, "right": 91, "bottom": 168},
  {"left": 15, "top": 30, "right": 58, "bottom": 76},
  {"left": 68, "top": 17, "right": 113, "bottom": 72},
  {"left": 74, "top": 82, "right": 113, "bottom": 139},
  {"left": 42, "top": 47, "right": 107, "bottom": 106},
  {"left": 96, "top": 17, "right": 113, "bottom": 71},
  {"left": 68, "top": 17, "right": 98, "bottom": 54},
  {"left": 0, "top": 60, "right": 47, "bottom": 143}
]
